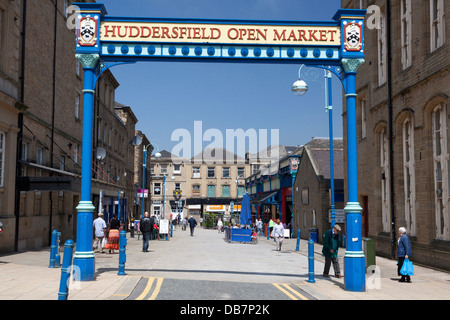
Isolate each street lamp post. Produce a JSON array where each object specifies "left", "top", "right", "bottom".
[
  {"left": 142, "top": 144, "right": 152, "bottom": 219},
  {"left": 325, "top": 70, "right": 336, "bottom": 228},
  {"left": 293, "top": 58, "right": 366, "bottom": 292}
]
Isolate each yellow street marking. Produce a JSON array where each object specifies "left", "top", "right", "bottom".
[
  {"left": 136, "top": 277, "right": 155, "bottom": 300},
  {"left": 148, "top": 277, "right": 164, "bottom": 300},
  {"left": 273, "top": 283, "right": 309, "bottom": 301},
  {"left": 281, "top": 283, "right": 309, "bottom": 300}
]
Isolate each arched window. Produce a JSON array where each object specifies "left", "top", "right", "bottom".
[
  {"left": 432, "top": 103, "right": 449, "bottom": 240},
  {"left": 402, "top": 117, "right": 416, "bottom": 235},
  {"left": 380, "top": 127, "right": 390, "bottom": 232}
]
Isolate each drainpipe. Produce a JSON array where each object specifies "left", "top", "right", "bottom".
[
  {"left": 386, "top": 0, "right": 396, "bottom": 259},
  {"left": 14, "top": 0, "right": 28, "bottom": 252},
  {"left": 48, "top": 0, "right": 58, "bottom": 245}
]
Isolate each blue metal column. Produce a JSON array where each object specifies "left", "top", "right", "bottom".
[
  {"left": 342, "top": 58, "right": 365, "bottom": 292},
  {"left": 73, "top": 53, "right": 100, "bottom": 282}
]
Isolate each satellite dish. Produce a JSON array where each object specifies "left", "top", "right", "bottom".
[
  {"left": 95, "top": 147, "right": 107, "bottom": 160},
  {"left": 130, "top": 135, "right": 143, "bottom": 146}
]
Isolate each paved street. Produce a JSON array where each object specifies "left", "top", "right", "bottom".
[{"left": 0, "top": 226, "right": 449, "bottom": 303}]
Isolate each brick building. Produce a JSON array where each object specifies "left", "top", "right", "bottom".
[
  {"left": 0, "top": 0, "right": 23, "bottom": 251},
  {"left": 293, "top": 138, "right": 345, "bottom": 242},
  {"left": 0, "top": 0, "right": 141, "bottom": 254},
  {"left": 341, "top": 0, "right": 449, "bottom": 270}
]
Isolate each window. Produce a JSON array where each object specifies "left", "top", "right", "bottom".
[
  {"left": 222, "top": 185, "right": 230, "bottom": 198},
  {"left": 377, "top": 12, "right": 387, "bottom": 85},
  {"left": 36, "top": 147, "right": 43, "bottom": 165},
  {"left": 402, "top": 117, "right": 416, "bottom": 235},
  {"left": 74, "top": 144, "right": 79, "bottom": 164},
  {"left": 21, "top": 142, "right": 28, "bottom": 176},
  {"left": 0, "top": 9, "right": 4, "bottom": 66},
  {"left": 153, "top": 205, "right": 161, "bottom": 217},
  {"left": 238, "top": 186, "right": 246, "bottom": 197},
  {"left": 192, "top": 185, "right": 200, "bottom": 194},
  {"left": 252, "top": 164, "right": 260, "bottom": 175},
  {"left": 401, "top": 0, "right": 412, "bottom": 69},
  {"left": 222, "top": 167, "right": 230, "bottom": 178},
  {"left": 361, "top": 98, "right": 367, "bottom": 139},
  {"left": 60, "top": 156, "right": 65, "bottom": 171},
  {"left": 207, "top": 185, "right": 215, "bottom": 197},
  {"left": 154, "top": 183, "right": 161, "bottom": 195},
  {"left": 75, "top": 93, "right": 80, "bottom": 119},
  {"left": 161, "top": 164, "right": 167, "bottom": 174},
  {"left": 301, "top": 188, "right": 309, "bottom": 205},
  {"left": 0, "top": 132, "right": 5, "bottom": 187},
  {"left": 174, "top": 164, "right": 181, "bottom": 174},
  {"left": 432, "top": 103, "right": 450, "bottom": 240},
  {"left": 76, "top": 59, "right": 81, "bottom": 76},
  {"left": 208, "top": 167, "right": 215, "bottom": 178},
  {"left": 380, "top": 128, "right": 390, "bottom": 232},
  {"left": 193, "top": 167, "right": 200, "bottom": 178},
  {"left": 175, "top": 183, "right": 181, "bottom": 191},
  {"left": 430, "top": 0, "right": 445, "bottom": 51},
  {"left": 237, "top": 167, "right": 245, "bottom": 178},
  {"left": 36, "top": 147, "right": 43, "bottom": 177}
]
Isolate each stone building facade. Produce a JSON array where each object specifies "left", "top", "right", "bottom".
[
  {"left": 342, "top": 0, "right": 449, "bottom": 270},
  {"left": 0, "top": 0, "right": 140, "bottom": 254},
  {"left": 0, "top": 0, "right": 24, "bottom": 251}
]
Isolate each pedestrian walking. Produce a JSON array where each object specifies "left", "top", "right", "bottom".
[
  {"left": 140, "top": 212, "right": 154, "bottom": 252},
  {"left": 271, "top": 219, "right": 285, "bottom": 251},
  {"left": 397, "top": 226, "right": 413, "bottom": 283},
  {"left": 188, "top": 216, "right": 197, "bottom": 236},
  {"left": 217, "top": 218, "right": 223, "bottom": 233},
  {"left": 322, "top": 224, "right": 343, "bottom": 278},
  {"left": 130, "top": 218, "right": 135, "bottom": 238},
  {"left": 92, "top": 212, "right": 107, "bottom": 253},
  {"left": 256, "top": 218, "right": 263, "bottom": 236},
  {"left": 105, "top": 214, "right": 120, "bottom": 254},
  {"left": 268, "top": 218, "right": 274, "bottom": 235},
  {"left": 182, "top": 217, "right": 187, "bottom": 231}
]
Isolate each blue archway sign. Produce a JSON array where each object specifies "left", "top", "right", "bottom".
[{"left": 73, "top": 3, "right": 367, "bottom": 292}]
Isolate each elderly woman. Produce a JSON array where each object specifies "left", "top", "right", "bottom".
[{"left": 397, "top": 227, "right": 412, "bottom": 282}]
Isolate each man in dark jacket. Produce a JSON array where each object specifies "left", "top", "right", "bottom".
[
  {"left": 140, "top": 212, "right": 154, "bottom": 252},
  {"left": 322, "top": 224, "right": 343, "bottom": 278},
  {"left": 188, "top": 216, "right": 197, "bottom": 236}
]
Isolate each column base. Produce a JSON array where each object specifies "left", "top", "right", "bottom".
[
  {"left": 73, "top": 252, "right": 95, "bottom": 282},
  {"left": 344, "top": 253, "right": 366, "bottom": 292}
]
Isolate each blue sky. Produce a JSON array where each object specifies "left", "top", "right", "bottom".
[{"left": 100, "top": 0, "right": 344, "bottom": 154}]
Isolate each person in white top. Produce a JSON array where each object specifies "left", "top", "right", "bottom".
[
  {"left": 93, "top": 212, "right": 107, "bottom": 253},
  {"left": 217, "top": 218, "right": 223, "bottom": 233},
  {"left": 271, "top": 219, "right": 285, "bottom": 251}
]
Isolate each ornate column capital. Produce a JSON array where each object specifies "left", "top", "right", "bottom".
[
  {"left": 341, "top": 58, "right": 365, "bottom": 73},
  {"left": 75, "top": 53, "right": 100, "bottom": 69}
]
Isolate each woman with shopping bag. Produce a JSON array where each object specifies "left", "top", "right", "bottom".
[{"left": 397, "top": 227, "right": 413, "bottom": 282}]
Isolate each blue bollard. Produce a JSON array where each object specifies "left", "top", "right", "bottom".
[
  {"left": 307, "top": 239, "right": 316, "bottom": 283},
  {"left": 55, "top": 232, "right": 62, "bottom": 267},
  {"left": 49, "top": 230, "right": 58, "bottom": 268},
  {"left": 296, "top": 229, "right": 301, "bottom": 251},
  {"left": 118, "top": 230, "right": 127, "bottom": 276},
  {"left": 58, "top": 239, "right": 75, "bottom": 300},
  {"left": 170, "top": 223, "right": 173, "bottom": 237},
  {"left": 266, "top": 225, "right": 269, "bottom": 240}
]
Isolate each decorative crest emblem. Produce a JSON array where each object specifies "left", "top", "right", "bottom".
[
  {"left": 344, "top": 21, "right": 362, "bottom": 52},
  {"left": 78, "top": 16, "right": 98, "bottom": 47}
]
